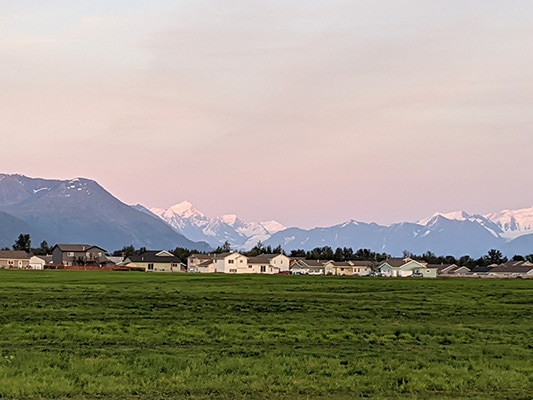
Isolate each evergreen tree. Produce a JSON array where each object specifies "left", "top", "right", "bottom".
[{"left": 13, "top": 234, "right": 31, "bottom": 252}]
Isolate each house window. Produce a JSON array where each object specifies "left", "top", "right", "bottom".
[
  {"left": 228, "top": 259, "right": 234, "bottom": 264},
  {"left": 229, "top": 269, "right": 237, "bottom": 273},
  {"left": 67, "top": 252, "right": 74, "bottom": 257},
  {"left": 260, "top": 265, "right": 266, "bottom": 273},
  {"left": 8, "top": 260, "right": 14, "bottom": 266},
  {"left": 239, "top": 259, "right": 243, "bottom": 263},
  {"left": 148, "top": 263, "right": 154, "bottom": 271}
]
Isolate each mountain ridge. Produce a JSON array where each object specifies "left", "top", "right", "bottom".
[
  {"left": 151, "top": 201, "right": 533, "bottom": 257},
  {"left": 0, "top": 174, "right": 211, "bottom": 252}
]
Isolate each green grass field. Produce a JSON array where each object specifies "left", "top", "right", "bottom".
[{"left": 0, "top": 271, "right": 532, "bottom": 399}]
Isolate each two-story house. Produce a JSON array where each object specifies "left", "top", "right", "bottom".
[
  {"left": 213, "top": 252, "right": 249, "bottom": 273},
  {"left": 51, "top": 244, "right": 107, "bottom": 266}
]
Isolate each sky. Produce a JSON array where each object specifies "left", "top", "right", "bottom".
[{"left": 2, "top": 1, "right": 533, "bottom": 228}]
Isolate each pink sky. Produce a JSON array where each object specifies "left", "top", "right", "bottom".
[{"left": 2, "top": 1, "right": 533, "bottom": 228}]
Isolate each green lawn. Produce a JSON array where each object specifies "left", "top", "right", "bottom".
[{"left": 0, "top": 271, "right": 532, "bottom": 399}]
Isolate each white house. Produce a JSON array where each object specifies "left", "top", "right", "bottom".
[
  {"left": 29, "top": 255, "right": 46, "bottom": 270},
  {"left": 213, "top": 252, "right": 249, "bottom": 273},
  {"left": 378, "top": 258, "right": 438, "bottom": 278},
  {"left": 247, "top": 253, "right": 291, "bottom": 274}
]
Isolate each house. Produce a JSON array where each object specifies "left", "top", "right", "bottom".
[
  {"left": 446, "top": 266, "right": 471, "bottom": 276},
  {"left": 290, "top": 259, "right": 328, "bottom": 275},
  {"left": 195, "top": 259, "right": 216, "bottom": 273},
  {"left": 188, "top": 253, "right": 216, "bottom": 273},
  {"left": 349, "top": 261, "right": 375, "bottom": 276},
  {"left": 213, "top": 252, "right": 249, "bottom": 273},
  {"left": 123, "top": 250, "right": 182, "bottom": 272},
  {"left": 470, "top": 265, "right": 493, "bottom": 276},
  {"left": 51, "top": 244, "right": 108, "bottom": 266},
  {"left": 377, "top": 258, "right": 438, "bottom": 278},
  {"left": 247, "top": 253, "right": 291, "bottom": 274},
  {"left": 487, "top": 261, "right": 533, "bottom": 278},
  {"left": 29, "top": 255, "right": 47, "bottom": 270},
  {"left": 0, "top": 251, "right": 31, "bottom": 269},
  {"left": 324, "top": 260, "right": 374, "bottom": 276}
]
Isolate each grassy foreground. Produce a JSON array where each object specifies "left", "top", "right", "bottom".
[{"left": 0, "top": 271, "right": 532, "bottom": 399}]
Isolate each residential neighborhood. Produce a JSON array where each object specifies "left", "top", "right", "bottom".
[{"left": 1, "top": 243, "right": 533, "bottom": 279}]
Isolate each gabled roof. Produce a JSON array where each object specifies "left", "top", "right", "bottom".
[
  {"left": 52, "top": 244, "right": 106, "bottom": 252},
  {"left": 197, "top": 260, "right": 214, "bottom": 268},
  {"left": 427, "top": 264, "right": 457, "bottom": 272},
  {"left": 0, "top": 250, "right": 31, "bottom": 260},
  {"left": 297, "top": 259, "right": 328, "bottom": 268},
  {"left": 188, "top": 253, "right": 214, "bottom": 260},
  {"left": 378, "top": 258, "right": 407, "bottom": 268}
]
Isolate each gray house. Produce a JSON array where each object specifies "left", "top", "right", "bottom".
[{"left": 51, "top": 244, "right": 108, "bottom": 266}]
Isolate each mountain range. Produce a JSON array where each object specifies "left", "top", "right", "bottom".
[
  {"left": 0, "top": 174, "right": 211, "bottom": 252},
  {"left": 150, "top": 203, "right": 533, "bottom": 258},
  {"left": 1, "top": 173, "right": 532, "bottom": 258}
]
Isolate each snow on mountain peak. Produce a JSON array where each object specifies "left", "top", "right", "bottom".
[
  {"left": 485, "top": 206, "right": 533, "bottom": 238},
  {"left": 261, "top": 220, "right": 286, "bottom": 234},
  {"left": 220, "top": 214, "right": 238, "bottom": 226},
  {"left": 168, "top": 201, "right": 203, "bottom": 218},
  {"left": 418, "top": 211, "right": 471, "bottom": 226}
]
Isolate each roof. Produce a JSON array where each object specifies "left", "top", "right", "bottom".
[
  {"left": 197, "top": 260, "right": 214, "bottom": 268},
  {"left": 188, "top": 253, "right": 214, "bottom": 260},
  {"left": 331, "top": 261, "right": 353, "bottom": 267},
  {"left": 247, "top": 253, "right": 285, "bottom": 264},
  {"left": 471, "top": 266, "right": 493, "bottom": 273},
  {"left": 128, "top": 251, "right": 181, "bottom": 264},
  {"left": 53, "top": 244, "right": 106, "bottom": 252},
  {"left": 427, "top": 264, "right": 456, "bottom": 272},
  {"left": 105, "top": 256, "right": 124, "bottom": 264},
  {"left": 490, "top": 265, "right": 533, "bottom": 274},
  {"left": 0, "top": 250, "right": 30, "bottom": 260},
  {"left": 349, "top": 260, "right": 375, "bottom": 267},
  {"left": 213, "top": 252, "right": 246, "bottom": 260},
  {"left": 297, "top": 259, "right": 328, "bottom": 267},
  {"left": 378, "top": 258, "right": 407, "bottom": 268}
]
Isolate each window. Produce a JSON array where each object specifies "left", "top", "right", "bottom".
[
  {"left": 260, "top": 265, "right": 266, "bottom": 273},
  {"left": 229, "top": 269, "right": 237, "bottom": 273},
  {"left": 239, "top": 259, "right": 243, "bottom": 263},
  {"left": 148, "top": 263, "right": 154, "bottom": 271},
  {"left": 67, "top": 252, "right": 74, "bottom": 257},
  {"left": 228, "top": 259, "right": 234, "bottom": 264}
]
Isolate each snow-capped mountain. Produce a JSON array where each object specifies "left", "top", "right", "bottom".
[
  {"left": 263, "top": 215, "right": 504, "bottom": 258},
  {"left": 484, "top": 207, "right": 533, "bottom": 239},
  {"left": 147, "top": 202, "right": 533, "bottom": 257},
  {"left": 149, "top": 201, "right": 286, "bottom": 250},
  {"left": 417, "top": 211, "right": 503, "bottom": 238}
]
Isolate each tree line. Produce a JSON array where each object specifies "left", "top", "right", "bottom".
[{"left": 5, "top": 233, "right": 533, "bottom": 270}]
